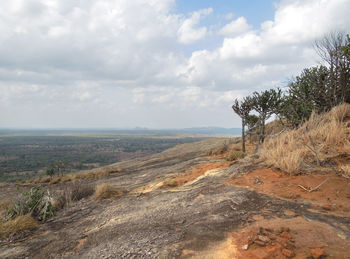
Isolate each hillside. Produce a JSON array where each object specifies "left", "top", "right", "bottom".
[{"left": 0, "top": 106, "right": 349, "bottom": 258}]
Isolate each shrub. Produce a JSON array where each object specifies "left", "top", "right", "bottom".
[
  {"left": 226, "top": 151, "right": 245, "bottom": 161},
  {"left": 71, "top": 183, "right": 95, "bottom": 201},
  {"left": 0, "top": 215, "right": 38, "bottom": 239},
  {"left": 52, "top": 191, "right": 70, "bottom": 211},
  {"left": 93, "top": 184, "right": 121, "bottom": 200},
  {"left": 5, "top": 185, "right": 53, "bottom": 222}
]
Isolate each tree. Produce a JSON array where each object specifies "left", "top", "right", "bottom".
[
  {"left": 46, "top": 167, "right": 55, "bottom": 178},
  {"left": 46, "top": 161, "right": 67, "bottom": 178},
  {"left": 246, "top": 114, "right": 259, "bottom": 143},
  {"left": 251, "top": 88, "right": 283, "bottom": 143},
  {"left": 314, "top": 32, "right": 350, "bottom": 105},
  {"left": 232, "top": 97, "right": 252, "bottom": 153},
  {"left": 280, "top": 66, "right": 329, "bottom": 127}
]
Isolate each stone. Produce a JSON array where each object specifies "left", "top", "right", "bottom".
[
  {"left": 321, "top": 204, "right": 332, "bottom": 211},
  {"left": 282, "top": 248, "right": 295, "bottom": 258},
  {"left": 242, "top": 244, "right": 249, "bottom": 250},
  {"left": 258, "top": 235, "right": 270, "bottom": 243},
  {"left": 254, "top": 240, "right": 267, "bottom": 246},
  {"left": 267, "top": 247, "right": 276, "bottom": 254},
  {"left": 280, "top": 231, "right": 292, "bottom": 240}
]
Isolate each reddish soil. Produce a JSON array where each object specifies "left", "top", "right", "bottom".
[
  {"left": 231, "top": 217, "right": 350, "bottom": 259},
  {"left": 174, "top": 161, "right": 231, "bottom": 186},
  {"left": 227, "top": 168, "right": 350, "bottom": 216}
]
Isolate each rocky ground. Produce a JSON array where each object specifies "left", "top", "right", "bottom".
[{"left": 0, "top": 138, "right": 349, "bottom": 258}]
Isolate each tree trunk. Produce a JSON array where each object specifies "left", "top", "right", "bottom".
[
  {"left": 242, "top": 118, "right": 246, "bottom": 153},
  {"left": 261, "top": 120, "right": 266, "bottom": 143}
]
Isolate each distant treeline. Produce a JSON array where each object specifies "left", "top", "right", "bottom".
[{"left": 0, "top": 135, "right": 203, "bottom": 182}]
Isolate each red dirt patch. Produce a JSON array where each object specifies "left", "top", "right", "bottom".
[
  {"left": 175, "top": 162, "right": 231, "bottom": 186},
  {"left": 231, "top": 217, "right": 350, "bottom": 258},
  {"left": 227, "top": 168, "right": 350, "bottom": 216}
]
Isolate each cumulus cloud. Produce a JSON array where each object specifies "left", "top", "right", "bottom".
[
  {"left": 178, "top": 0, "right": 350, "bottom": 92},
  {"left": 177, "top": 8, "right": 213, "bottom": 44},
  {"left": 0, "top": 0, "right": 349, "bottom": 128},
  {"left": 218, "top": 17, "right": 252, "bottom": 36}
]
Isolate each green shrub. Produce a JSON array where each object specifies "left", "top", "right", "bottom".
[{"left": 5, "top": 185, "right": 53, "bottom": 222}]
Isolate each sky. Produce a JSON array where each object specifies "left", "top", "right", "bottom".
[{"left": 0, "top": 0, "right": 349, "bottom": 129}]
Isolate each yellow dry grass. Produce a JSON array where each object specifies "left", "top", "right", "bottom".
[
  {"left": 163, "top": 178, "right": 179, "bottom": 187},
  {"left": 93, "top": 183, "right": 121, "bottom": 200},
  {"left": 260, "top": 104, "right": 350, "bottom": 175},
  {"left": 226, "top": 150, "right": 245, "bottom": 161},
  {"left": 0, "top": 200, "right": 13, "bottom": 212},
  {"left": 0, "top": 215, "right": 38, "bottom": 238},
  {"left": 24, "top": 167, "right": 122, "bottom": 185}
]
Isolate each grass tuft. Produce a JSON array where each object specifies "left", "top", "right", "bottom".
[
  {"left": 163, "top": 178, "right": 179, "bottom": 187},
  {"left": 93, "top": 184, "right": 121, "bottom": 200},
  {"left": 0, "top": 215, "right": 38, "bottom": 238},
  {"left": 71, "top": 183, "right": 95, "bottom": 201},
  {"left": 226, "top": 151, "right": 245, "bottom": 161}
]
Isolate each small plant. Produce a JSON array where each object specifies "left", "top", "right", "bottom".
[
  {"left": 71, "top": 183, "right": 95, "bottom": 201},
  {"left": 163, "top": 178, "right": 179, "bottom": 187},
  {"left": 226, "top": 151, "right": 245, "bottom": 161},
  {"left": 53, "top": 192, "right": 69, "bottom": 210},
  {"left": 5, "top": 185, "right": 53, "bottom": 222},
  {"left": 93, "top": 184, "right": 121, "bottom": 200}
]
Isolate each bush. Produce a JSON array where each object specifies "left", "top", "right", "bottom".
[
  {"left": 93, "top": 184, "right": 121, "bottom": 200},
  {"left": 71, "top": 183, "right": 95, "bottom": 201},
  {"left": 53, "top": 192, "right": 69, "bottom": 210},
  {"left": 5, "top": 185, "right": 53, "bottom": 222},
  {"left": 226, "top": 151, "right": 245, "bottom": 161}
]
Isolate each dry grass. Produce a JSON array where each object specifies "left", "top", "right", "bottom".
[
  {"left": 0, "top": 215, "right": 38, "bottom": 238},
  {"left": 71, "top": 183, "right": 95, "bottom": 201},
  {"left": 340, "top": 165, "right": 350, "bottom": 179},
  {"left": 226, "top": 151, "right": 245, "bottom": 161},
  {"left": 23, "top": 167, "right": 122, "bottom": 185},
  {"left": 49, "top": 177, "right": 61, "bottom": 185},
  {"left": 0, "top": 200, "right": 13, "bottom": 212},
  {"left": 93, "top": 184, "right": 121, "bottom": 200},
  {"left": 163, "top": 178, "right": 179, "bottom": 187},
  {"left": 260, "top": 104, "right": 350, "bottom": 175}
]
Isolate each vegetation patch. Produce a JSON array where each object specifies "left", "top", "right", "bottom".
[
  {"left": 0, "top": 215, "right": 38, "bottom": 239},
  {"left": 93, "top": 184, "right": 121, "bottom": 200},
  {"left": 226, "top": 151, "right": 245, "bottom": 161},
  {"left": 163, "top": 178, "right": 179, "bottom": 188},
  {"left": 71, "top": 183, "right": 95, "bottom": 201},
  {"left": 260, "top": 104, "right": 350, "bottom": 175},
  {"left": 4, "top": 185, "right": 53, "bottom": 222}
]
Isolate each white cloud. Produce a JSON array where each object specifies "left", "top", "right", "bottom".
[
  {"left": 0, "top": 0, "right": 349, "bottom": 128},
  {"left": 177, "top": 8, "right": 213, "bottom": 44},
  {"left": 218, "top": 17, "right": 251, "bottom": 36}
]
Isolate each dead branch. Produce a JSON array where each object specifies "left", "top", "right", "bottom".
[{"left": 298, "top": 178, "right": 329, "bottom": 192}]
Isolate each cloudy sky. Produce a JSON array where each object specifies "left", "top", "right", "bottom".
[{"left": 0, "top": 0, "right": 349, "bottom": 129}]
